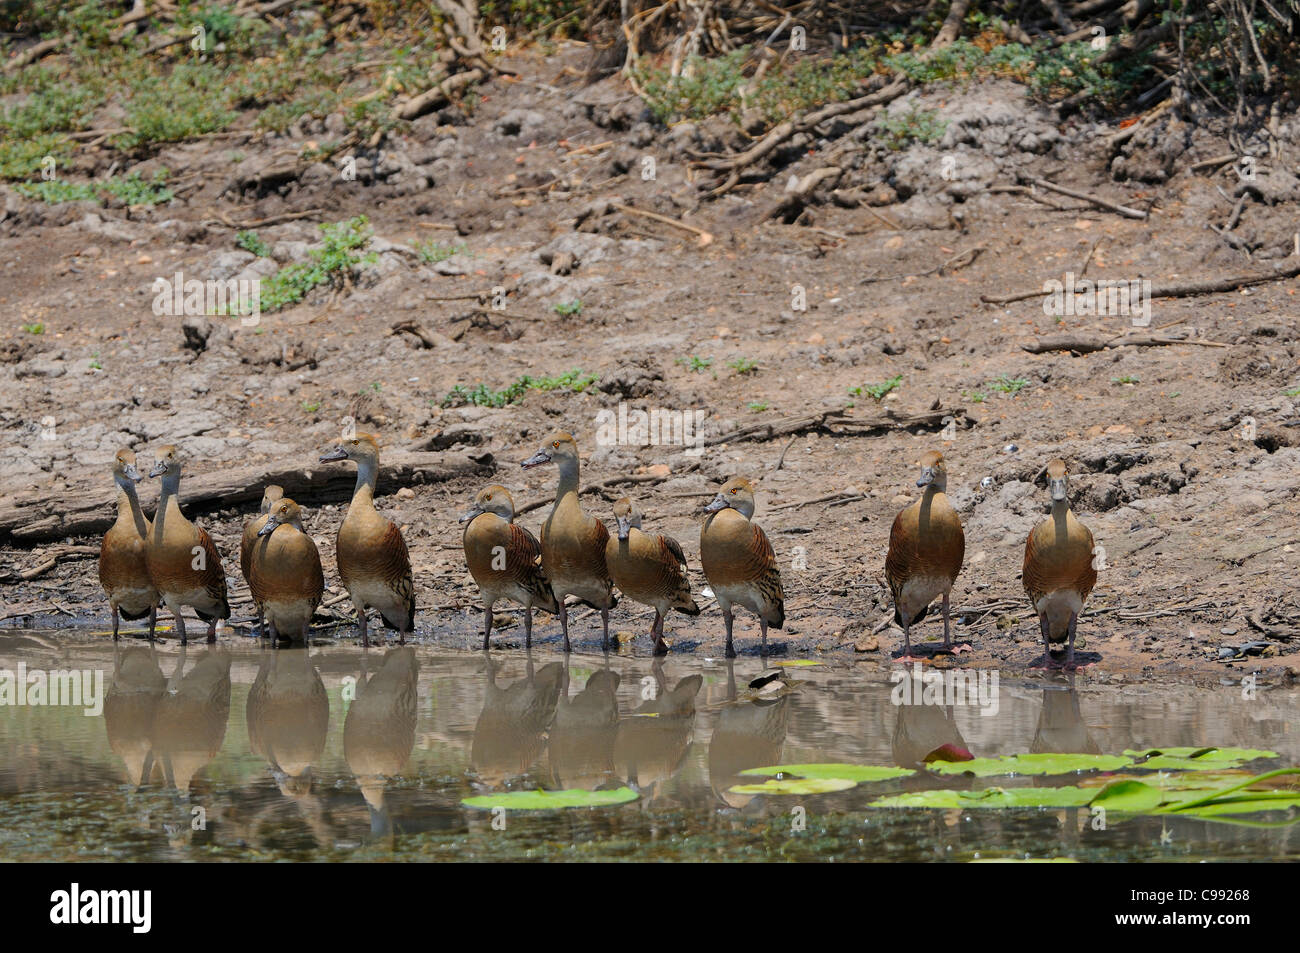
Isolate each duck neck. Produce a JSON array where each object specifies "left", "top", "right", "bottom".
[
  {"left": 115, "top": 477, "right": 149, "bottom": 537},
  {"left": 155, "top": 472, "right": 182, "bottom": 536},
  {"left": 555, "top": 457, "right": 580, "bottom": 501},
  {"left": 353, "top": 458, "right": 378, "bottom": 506}
]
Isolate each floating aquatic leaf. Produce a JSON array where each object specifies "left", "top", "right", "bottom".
[
  {"left": 929, "top": 752, "right": 1132, "bottom": 777},
  {"left": 730, "top": 777, "right": 857, "bottom": 796},
  {"left": 871, "top": 786, "right": 1094, "bottom": 809},
  {"left": 1124, "top": 746, "right": 1278, "bottom": 771},
  {"left": 923, "top": 743, "right": 974, "bottom": 763},
  {"left": 772, "top": 659, "right": 823, "bottom": 667},
  {"left": 461, "top": 787, "right": 639, "bottom": 811},
  {"left": 1089, "top": 779, "right": 1166, "bottom": 813},
  {"left": 739, "top": 763, "right": 915, "bottom": 783}
]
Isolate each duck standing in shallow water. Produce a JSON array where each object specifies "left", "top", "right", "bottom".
[
  {"left": 250, "top": 498, "right": 325, "bottom": 643},
  {"left": 884, "top": 451, "right": 966, "bottom": 660},
  {"left": 145, "top": 445, "right": 229, "bottom": 643},
  {"left": 700, "top": 478, "right": 784, "bottom": 658},
  {"left": 605, "top": 496, "right": 699, "bottom": 655},
  {"left": 99, "top": 449, "right": 160, "bottom": 640},
  {"left": 320, "top": 434, "right": 414, "bottom": 647},
  {"left": 460, "top": 484, "right": 559, "bottom": 650},
  {"left": 521, "top": 432, "right": 617, "bottom": 652},
  {"left": 1023, "top": 459, "right": 1098, "bottom": 669}
]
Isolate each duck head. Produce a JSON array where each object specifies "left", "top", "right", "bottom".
[
  {"left": 460, "top": 484, "right": 516, "bottom": 523},
  {"left": 704, "top": 477, "right": 756, "bottom": 519},
  {"left": 612, "top": 496, "right": 643, "bottom": 540},
  {"left": 521, "top": 431, "right": 579, "bottom": 470}
]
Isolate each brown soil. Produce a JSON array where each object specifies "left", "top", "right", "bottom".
[{"left": 2, "top": 47, "right": 1299, "bottom": 684}]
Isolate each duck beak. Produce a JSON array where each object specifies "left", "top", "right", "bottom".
[
  {"left": 521, "top": 449, "right": 551, "bottom": 469},
  {"left": 148, "top": 461, "right": 167, "bottom": 478},
  {"left": 916, "top": 467, "right": 935, "bottom": 488},
  {"left": 319, "top": 446, "right": 348, "bottom": 463},
  {"left": 703, "top": 494, "right": 730, "bottom": 513},
  {"left": 123, "top": 463, "right": 143, "bottom": 482},
  {"left": 616, "top": 515, "right": 631, "bottom": 540},
  {"left": 1049, "top": 478, "right": 1068, "bottom": 502},
  {"left": 257, "top": 516, "right": 280, "bottom": 538},
  {"left": 459, "top": 503, "right": 484, "bottom": 524}
]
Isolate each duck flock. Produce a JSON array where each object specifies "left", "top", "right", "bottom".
[{"left": 99, "top": 431, "right": 1097, "bottom": 666}]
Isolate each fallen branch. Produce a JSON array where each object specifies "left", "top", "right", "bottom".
[
  {"left": 1022, "top": 332, "right": 1230, "bottom": 353},
  {"left": 860, "top": 246, "right": 985, "bottom": 284},
  {"left": 984, "top": 262, "right": 1300, "bottom": 307},
  {"left": 1018, "top": 174, "right": 1149, "bottom": 219},
  {"left": 706, "top": 404, "right": 964, "bottom": 446},
  {"left": 610, "top": 202, "right": 714, "bottom": 246},
  {"left": 0, "top": 451, "right": 491, "bottom": 545}
]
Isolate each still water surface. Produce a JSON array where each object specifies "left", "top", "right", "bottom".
[{"left": 0, "top": 631, "right": 1295, "bottom": 861}]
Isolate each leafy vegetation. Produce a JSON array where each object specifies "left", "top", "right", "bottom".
[
  {"left": 13, "top": 170, "right": 173, "bottom": 205},
  {"left": 236, "top": 230, "right": 272, "bottom": 257},
  {"left": 849, "top": 375, "right": 903, "bottom": 401},
  {"left": 440, "top": 368, "right": 600, "bottom": 408},
  {"left": 678, "top": 355, "right": 713, "bottom": 373},
  {"left": 988, "top": 374, "right": 1029, "bottom": 396},
  {"left": 257, "top": 217, "right": 376, "bottom": 313},
  {"left": 416, "top": 240, "right": 468, "bottom": 263}
]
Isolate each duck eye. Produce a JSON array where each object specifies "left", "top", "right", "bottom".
[
  {"left": 730, "top": 488, "right": 738, "bottom": 494},
  {"left": 552, "top": 441, "right": 559, "bottom": 448}
]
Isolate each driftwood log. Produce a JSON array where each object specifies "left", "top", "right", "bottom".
[
  {"left": 706, "top": 404, "right": 964, "bottom": 446},
  {"left": 0, "top": 451, "right": 492, "bottom": 546}
]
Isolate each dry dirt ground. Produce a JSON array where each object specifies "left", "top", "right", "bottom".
[{"left": 2, "top": 46, "right": 1299, "bottom": 684}]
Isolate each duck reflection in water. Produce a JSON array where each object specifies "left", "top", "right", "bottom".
[
  {"left": 890, "top": 678, "right": 969, "bottom": 770},
  {"left": 613, "top": 659, "right": 701, "bottom": 803},
  {"left": 470, "top": 651, "right": 563, "bottom": 789},
  {"left": 344, "top": 646, "right": 418, "bottom": 837},
  {"left": 708, "top": 660, "right": 793, "bottom": 811},
  {"left": 103, "top": 641, "right": 166, "bottom": 789},
  {"left": 1031, "top": 673, "right": 1098, "bottom": 755},
  {"left": 547, "top": 654, "right": 620, "bottom": 791},
  {"left": 246, "top": 644, "right": 330, "bottom": 797},
  {"left": 151, "top": 644, "right": 232, "bottom": 799}
]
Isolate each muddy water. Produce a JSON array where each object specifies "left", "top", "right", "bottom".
[{"left": 0, "top": 630, "right": 1295, "bottom": 862}]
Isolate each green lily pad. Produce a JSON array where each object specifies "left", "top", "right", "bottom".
[
  {"left": 1124, "top": 746, "right": 1278, "bottom": 771},
  {"left": 739, "top": 763, "right": 915, "bottom": 783},
  {"left": 871, "top": 786, "right": 1095, "bottom": 809},
  {"left": 729, "top": 777, "right": 858, "bottom": 796},
  {"left": 461, "top": 787, "right": 639, "bottom": 811},
  {"left": 1089, "top": 779, "right": 1167, "bottom": 813},
  {"left": 929, "top": 753, "right": 1133, "bottom": 778},
  {"left": 772, "top": 659, "right": 823, "bottom": 667}
]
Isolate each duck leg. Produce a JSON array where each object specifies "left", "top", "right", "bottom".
[
  {"left": 147, "top": 606, "right": 157, "bottom": 642},
  {"left": 172, "top": 606, "right": 188, "bottom": 645},
  {"left": 111, "top": 606, "right": 120, "bottom": 642},
  {"left": 1038, "top": 613, "right": 1059, "bottom": 668},
  {"left": 941, "top": 592, "right": 952, "bottom": 648},
  {"left": 722, "top": 604, "right": 736, "bottom": 659},
  {"left": 206, "top": 618, "right": 217, "bottom": 644},
  {"left": 600, "top": 608, "right": 610, "bottom": 652},
  {"left": 1065, "top": 611, "right": 1081, "bottom": 670},
  {"left": 524, "top": 607, "right": 533, "bottom": 649},
  {"left": 759, "top": 617, "right": 769, "bottom": 657},
  {"left": 651, "top": 611, "right": 668, "bottom": 656},
  {"left": 268, "top": 620, "right": 279, "bottom": 646},
  {"left": 356, "top": 604, "right": 369, "bottom": 649},
  {"left": 558, "top": 601, "right": 571, "bottom": 653},
  {"left": 481, "top": 602, "right": 493, "bottom": 651}
]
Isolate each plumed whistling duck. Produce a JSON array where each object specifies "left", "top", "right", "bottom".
[
  {"left": 605, "top": 496, "right": 699, "bottom": 656},
  {"left": 249, "top": 497, "right": 325, "bottom": 643},
  {"left": 145, "top": 445, "right": 230, "bottom": 643},
  {"left": 320, "top": 434, "right": 415, "bottom": 647},
  {"left": 98, "top": 449, "right": 160, "bottom": 640},
  {"left": 884, "top": 451, "right": 966, "bottom": 660},
  {"left": 1023, "top": 459, "right": 1098, "bottom": 669},
  {"left": 521, "top": 431, "right": 617, "bottom": 652},
  {"left": 460, "top": 484, "right": 559, "bottom": 651},
  {"left": 240, "top": 484, "right": 283, "bottom": 635},
  {"left": 700, "top": 477, "right": 784, "bottom": 658}
]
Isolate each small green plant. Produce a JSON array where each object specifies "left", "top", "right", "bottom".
[
  {"left": 1284, "top": 387, "right": 1300, "bottom": 398},
  {"left": 236, "top": 230, "right": 272, "bottom": 257},
  {"left": 747, "top": 401, "right": 770, "bottom": 412},
  {"left": 678, "top": 355, "right": 713, "bottom": 373},
  {"left": 962, "top": 389, "right": 987, "bottom": 404},
  {"left": 1112, "top": 375, "right": 1140, "bottom": 385},
  {"left": 415, "top": 240, "right": 467, "bottom": 263},
  {"left": 989, "top": 374, "right": 1029, "bottom": 396},
  {"left": 849, "top": 375, "right": 903, "bottom": 401},
  {"left": 301, "top": 400, "right": 321, "bottom": 412},
  {"left": 875, "top": 106, "right": 948, "bottom": 150},
  {"left": 89, "top": 353, "right": 102, "bottom": 370},
  {"left": 552, "top": 299, "right": 584, "bottom": 316},
  {"left": 21, "top": 322, "right": 44, "bottom": 334},
  {"left": 257, "top": 216, "right": 376, "bottom": 312},
  {"left": 728, "top": 357, "right": 759, "bottom": 376},
  {"left": 14, "top": 170, "right": 173, "bottom": 205},
  {"left": 364, "top": 381, "right": 382, "bottom": 393},
  {"left": 440, "top": 369, "right": 599, "bottom": 408}
]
